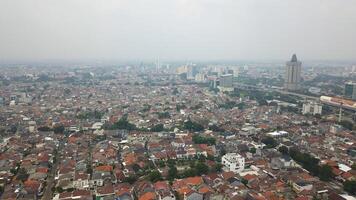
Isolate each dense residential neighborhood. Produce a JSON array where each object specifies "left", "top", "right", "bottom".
[{"left": 0, "top": 62, "right": 355, "bottom": 200}]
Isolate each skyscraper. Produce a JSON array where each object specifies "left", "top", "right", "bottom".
[
  {"left": 284, "top": 54, "right": 302, "bottom": 91},
  {"left": 218, "top": 74, "right": 234, "bottom": 92},
  {"left": 220, "top": 74, "right": 233, "bottom": 88},
  {"left": 345, "top": 82, "right": 356, "bottom": 100}
]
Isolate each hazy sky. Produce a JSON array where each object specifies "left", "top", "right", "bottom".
[{"left": 1, "top": 0, "right": 356, "bottom": 62}]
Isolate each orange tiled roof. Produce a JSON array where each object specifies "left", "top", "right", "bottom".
[
  {"left": 139, "top": 192, "right": 156, "bottom": 200},
  {"left": 95, "top": 165, "right": 113, "bottom": 172},
  {"left": 184, "top": 176, "right": 203, "bottom": 186}
]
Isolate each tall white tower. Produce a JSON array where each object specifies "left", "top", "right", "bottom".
[{"left": 284, "top": 54, "right": 302, "bottom": 91}]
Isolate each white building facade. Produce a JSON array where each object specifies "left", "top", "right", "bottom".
[
  {"left": 302, "top": 101, "right": 322, "bottom": 115},
  {"left": 221, "top": 153, "right": 245, "bottom": 173}
]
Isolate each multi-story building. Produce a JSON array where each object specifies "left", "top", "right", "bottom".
[
  {"left": 221, "top": 153, "right": 245, "bottom": 173},
  {"left": 284, "top": 54, "right": 302, "bottom": 91},
  {"left": 218, "top": 74, "right": 234, "bottom": 92},
  {"left": 345, "top": 82, "right": 356, "bottom": 100},
  {"left": 302, "top": 101, "right": 322, "bottom": 115}
]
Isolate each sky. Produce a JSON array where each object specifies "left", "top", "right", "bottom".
[{"left": 0, "top": 0, "right": 356, "bottom": 62}]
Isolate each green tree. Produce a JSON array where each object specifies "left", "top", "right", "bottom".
[
  {"left": 249, "top": 147, "right": 256, "bottom": 154},
  {"left": 106, "top": 114, "right": 137, "bottom": 130},
  {"left": 53, "top": 125, "right": 65, "bottom": 134},
  {"left": 237, "top": 102, "right": 246, "bottom": 110},
  {"left": 123, "top": 175, "right": 137, "bottom": 184},
  {"left": 158, "top": 112, "right": 170, "bottom": 119},
  {"left": 196, "top": 162, "right": 209, "bottom": 175},
  {"left": 261, "top": 136, "right": 278, "bottom": 148},
  {"left": 168, "top": 166, "right": 178, "bottom": 181},
  {"left": 318, "top": 165, "right": 333, "bottom": 181},
  {"left": 343, "top": 180, "right": 356, "bottom": 195},
  {"left": 148, "top": 170, "right": 162, "bottom": 182},
  {"left": 278, "top": 146, "right": 289, "bottom": 155},
  {"left": 56, "top": 187, "right": 64, "bottom": 193},
  {"left": 37, "top": 126, "right": 52, "bottom": 132},
  {"left": 214, "top": 163, "right": 223, "bottom": 172},
  {"left": 184, "top": 120, "right": 204, "bottom": 132},
  {"left": 183, "top": 168, "right": 197, "bottom": 178},
  {"left": 151, "top": 124, "right": 164, "bottom": 132},
  {"left": 241, "top": 178, "right": 248, "bottom": 185},
  {"left": 192, "top": 135, "right": 216, "bottom": 145},
  {"left": 16, "top": 168, "right": 29, "bottom": 182},
  {"left": 351, "top": 163, "right": 356, "bottom": 170}
]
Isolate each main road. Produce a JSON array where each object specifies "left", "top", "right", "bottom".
[
  {"left": 233, "top": 83, "right": 320, "bottom": 100},
  {"left": 42, "top": 140, "right": 64, "bottom": 200}
]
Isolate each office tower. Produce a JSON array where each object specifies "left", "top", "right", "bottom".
[
  {"left": 220, "top": 74, "right": 233, "bottom": 88},
  {"left": 284, "top": 54, "right": 302, "bottom": 91},
  {"left": 345, "top": 82, "right": 356, "bottom": 100},
  {"left": 187, "top": 65, "right": 197, "bottom": 80}
]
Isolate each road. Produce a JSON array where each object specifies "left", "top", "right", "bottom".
[
  {"left": 233, "top": 83, "right": 320, "bottom": 100},
  {"left": 41, "top": 141, "right": 63, "bottom": 200}
]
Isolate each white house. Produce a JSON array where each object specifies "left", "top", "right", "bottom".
[{"left": 221, "top": 153, "right": 245, "bottom": 173}]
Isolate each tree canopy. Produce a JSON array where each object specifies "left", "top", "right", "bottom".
[
  {"left": 184, "top": 120, "right": 204, "bottom": 132},
  {"left": 192, "top": 134, "right": 216, "bottom": 145}
]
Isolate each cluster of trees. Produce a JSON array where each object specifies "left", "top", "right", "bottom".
[
  {"left": 219, "top": 101, "right": 245, "bottom": 110},
  {"left": 166, "top": 158, "right": 222, "bottom": 182},
  {"left": 343, "top": 180, "right": 356, "bottom": 195},
  {"left": 123, "top": 175, "right": 138, "bottom": 184},
  {"left": 261, "top": 136, "right": 278, "bottom": 148},
  {"left": 183, "top": 120, "right": 204, "bottom": 132},
  {"left": 141, "top": 104, "right": 151, "bottom": 112},
  {"left": 287, "top": 148, "right": 333, "bottom": 181},
  {"left": 150, "top": 124, "right": 165, "bottom": 132},
  {"left": 148, "top": 170, "right": 163, "bottom": 183},
  {"left": 37, "top": 125, "right": 65, "bottom": 134},
  {"left": 104, "top": 114, "right": 136, "bottom": 131},
  {"left": 208, "top": 124, "right": 225, "bottom": 132},
  {"left": 16, "top": 168, "right": 29, "bottom": 182},
  {"left": 157, "top": 112, "right": 170, "bottom": 119},
  {"left": 192, "top": 134, "right": 216, "bottom": 145},
  {"left": 76, "top": 110, "right": 104, "bottom": 120}
]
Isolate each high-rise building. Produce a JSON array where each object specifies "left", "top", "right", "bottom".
[
  {"left": 284, "top": 54, "right": 302, "bottom": 91},
  {"left": 187, "top": 65, "right": 197, "bottom": 80},
  {"left": 220, "top": 74, "right": 233, "bottom": 88},
  {"left": 345, "top": 82, "right": 356, "bottom": 100},
  {"left": 218, "top": 74, "right": 234, "bottom": 92}
]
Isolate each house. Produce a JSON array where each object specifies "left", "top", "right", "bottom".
[
  {"left": 139, "top": 191, "right": 156, "bottom": 200},
  {"left": 96, "top": 184, "right": 115, "bottom": 199},
  {"left": 184, "top": 190, "right": 203, "bottom": 200},
  {"left": 73, "top": 172, "right": 90, "bottom": 189},
  {"left": 292, "top": 181, "right": 313, "bottom": 193},
  {"left": 154, "top": 181, "right": 175, "bottom": 200},
  {"left": 221, "top": 153, "right": 245, "bottom": 173},
  {"left": 91, "top": 171, "right": 116, "bottom": 187},
  {"left": 115, "top": 183, "right": 133, "bottom": 200},
  {"left": 271, "top": 155, "right": 294, "bottom": 169}
]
